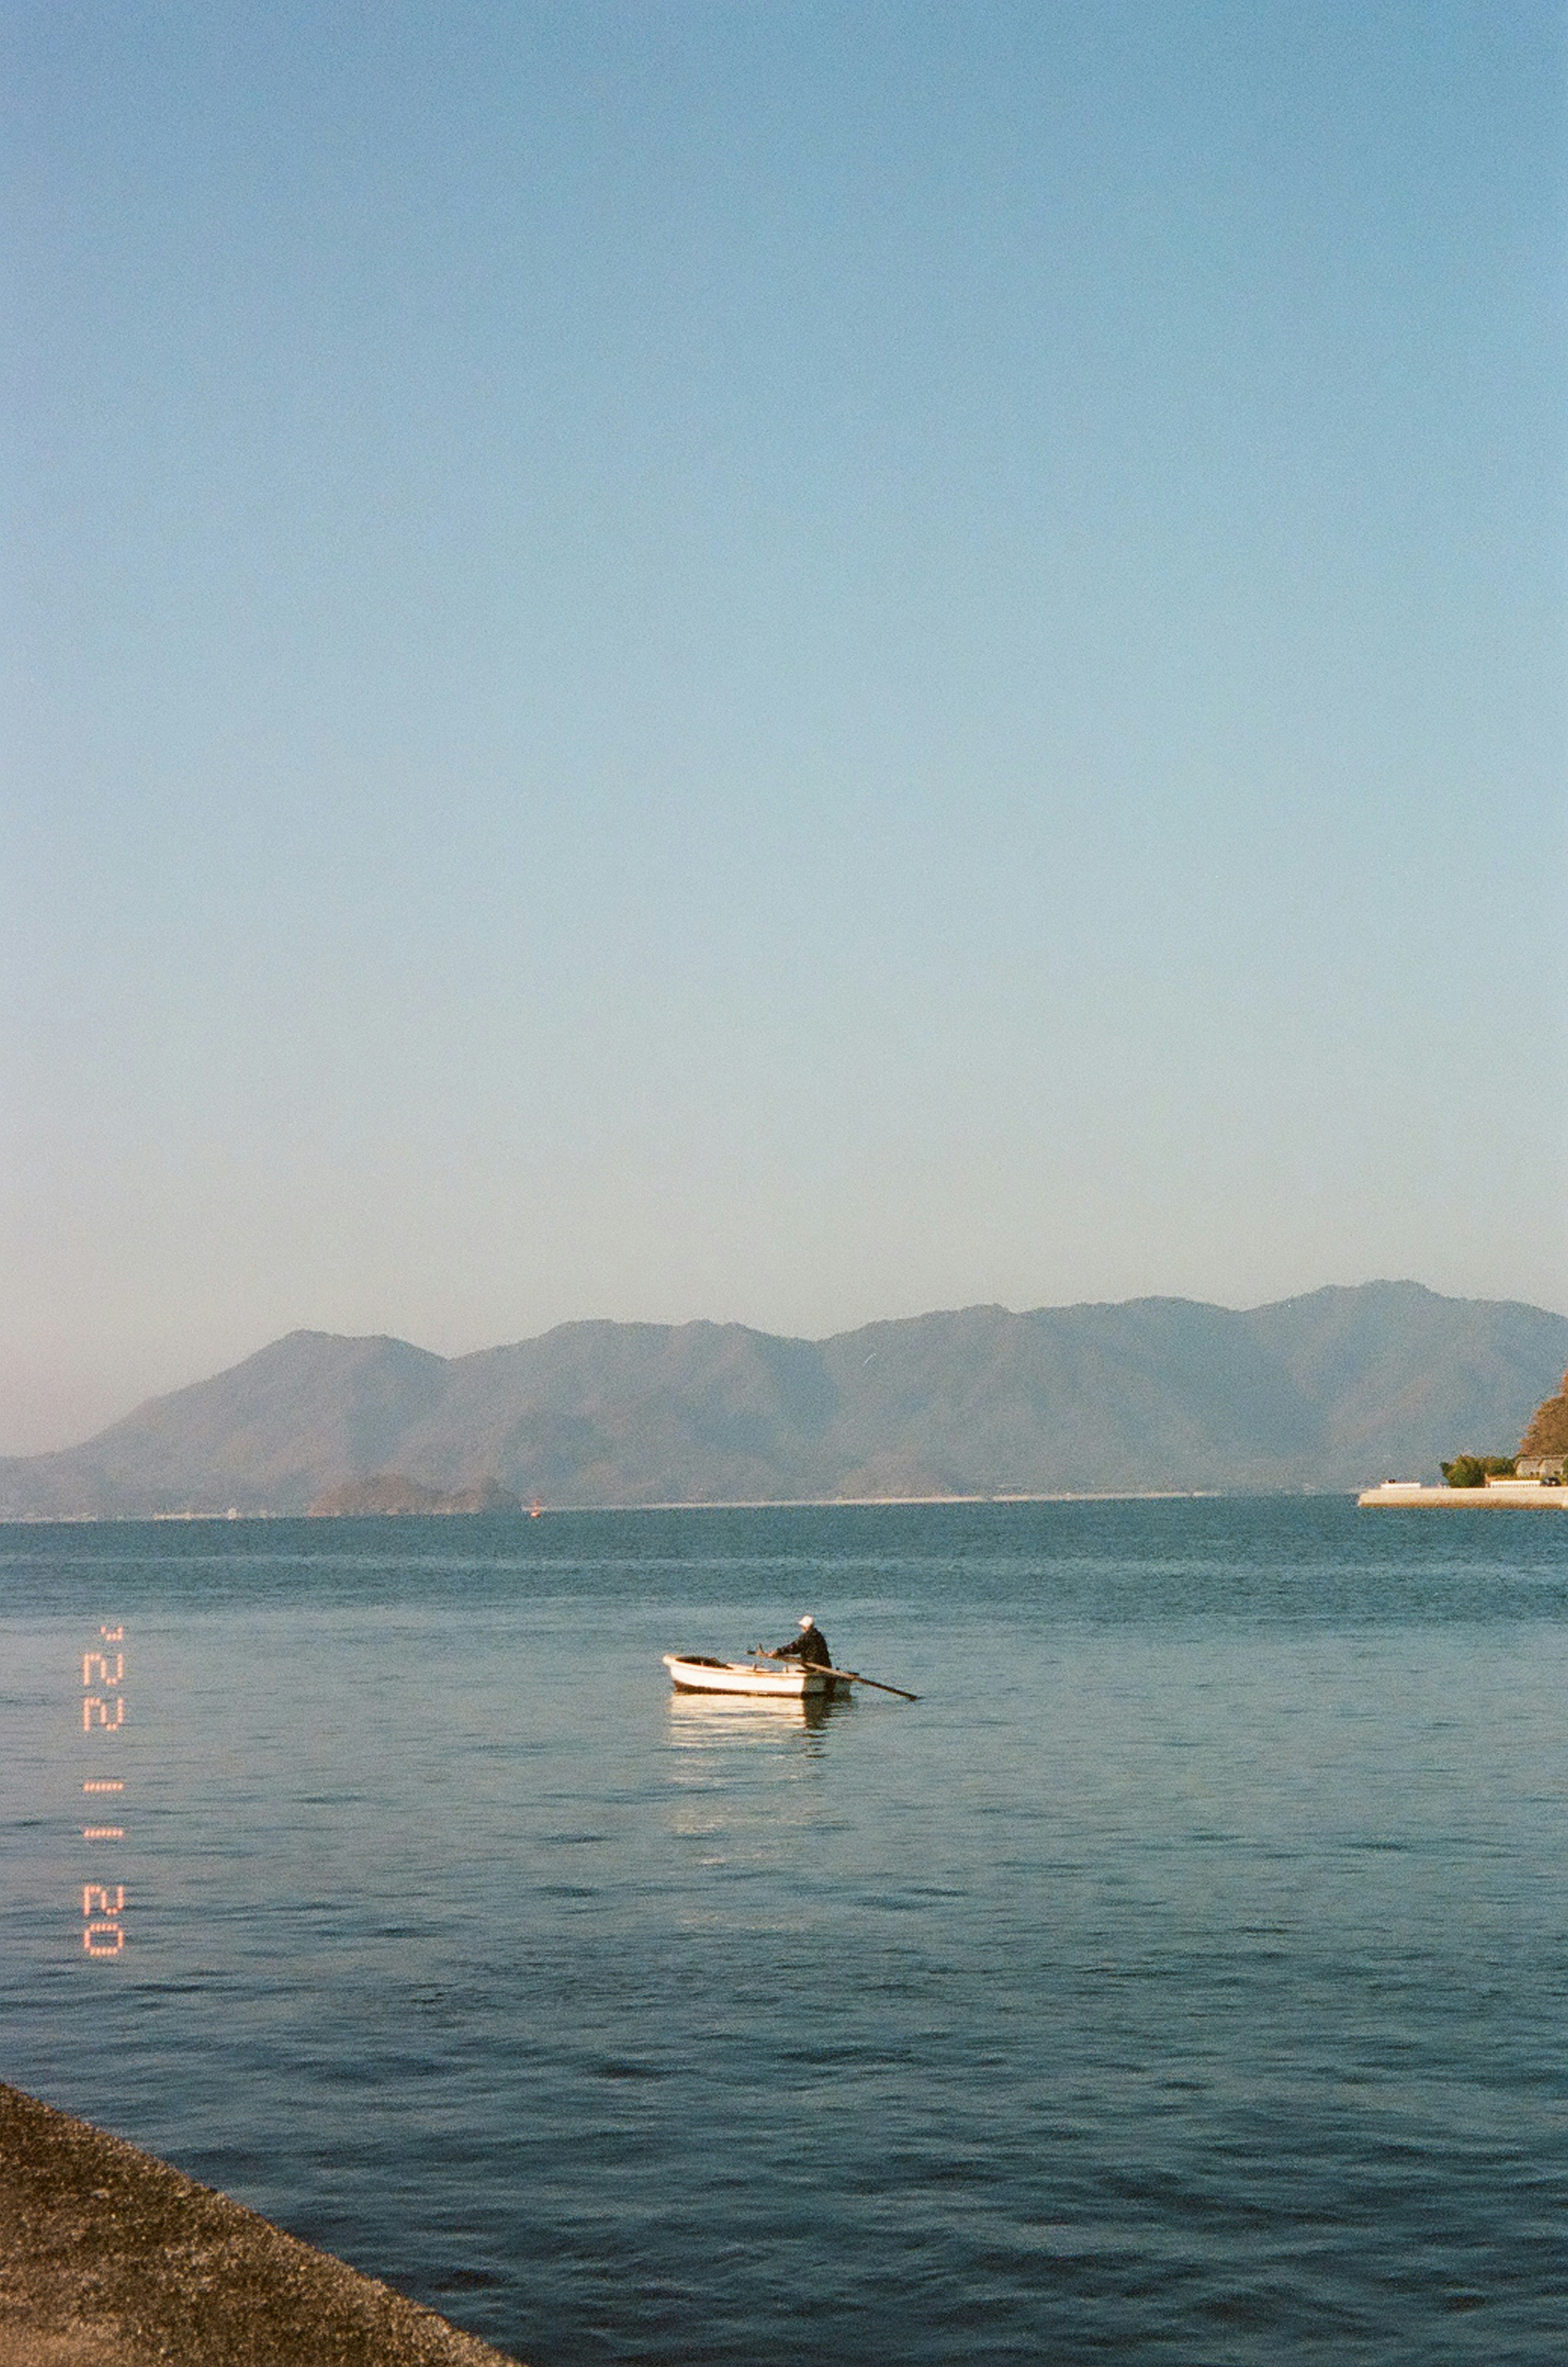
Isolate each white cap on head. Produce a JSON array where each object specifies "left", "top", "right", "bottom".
[{"left": 798, "top": 1615, "right": 815, "bottom": 1630}]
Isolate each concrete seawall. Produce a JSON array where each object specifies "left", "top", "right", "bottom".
[
  {"left": 0, "top": 2081, "right": 524, "bottom": 2367},
  {"left": 1358, "top": 1481, "right": 1568, "bottom": 1507}
]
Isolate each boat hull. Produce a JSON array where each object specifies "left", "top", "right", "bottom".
[{"left": 662, "top": 1654, "right": 829, "bottom": 1697}]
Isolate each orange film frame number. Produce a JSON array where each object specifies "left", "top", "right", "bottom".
[{"left": 80, "top": 1626, "right": 127, "bottom": 1958}]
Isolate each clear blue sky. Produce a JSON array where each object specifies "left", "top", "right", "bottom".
[{"left": 4, "top": 0, "right": 1564, "bottom": 1451}]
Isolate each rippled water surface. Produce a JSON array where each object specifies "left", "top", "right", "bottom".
[{"left": 2, "top": 1499, "right": 1565, "bottom": 2363}]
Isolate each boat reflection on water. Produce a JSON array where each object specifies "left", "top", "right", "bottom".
[{"left": 664, "top": 1686, "right": 851, "bottom": 1748}]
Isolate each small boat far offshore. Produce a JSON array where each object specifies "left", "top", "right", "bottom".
[{"left": 662, "top": 1654, "right": 833, "bottom": 1698}]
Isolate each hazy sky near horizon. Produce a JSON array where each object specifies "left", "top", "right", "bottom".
[{"left": 4, "top": 0, "right": 1565, "bottom": 1453}]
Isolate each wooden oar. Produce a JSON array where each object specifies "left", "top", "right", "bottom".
[
  {"left": 753, "top": 1649, "right": 918, "bottom": 1702},
  {"left": 825, "top": 1664, "right": 919, "bottom": 1702}
]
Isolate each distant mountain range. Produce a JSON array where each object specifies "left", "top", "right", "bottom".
[{"left": 4, "top": 1282, "right": 1565, "bottom": 1518}]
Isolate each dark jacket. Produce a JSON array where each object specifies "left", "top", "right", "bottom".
[{"left": 775, "top": 1623, "right": 833, "bottom": 1668}]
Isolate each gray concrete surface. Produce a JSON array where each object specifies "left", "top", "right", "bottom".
[{"left": 0, "top": 2082, "right": 524, "bottom": 2367}]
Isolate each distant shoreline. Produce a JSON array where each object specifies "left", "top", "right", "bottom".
[{"left": 1, "top": 1489, "right": 1348, "bottom": 1525}]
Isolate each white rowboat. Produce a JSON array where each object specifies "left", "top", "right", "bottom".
[{"left": 662, "top": 1653, "right": 833, "bottom": 1698}]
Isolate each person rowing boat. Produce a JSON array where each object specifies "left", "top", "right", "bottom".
[
  {"left": 770, "top": 1614, "right": 834, "bottom": 1670},
  {"left": 755, "top": 1618, "right": 918, "bottom": 1701}
]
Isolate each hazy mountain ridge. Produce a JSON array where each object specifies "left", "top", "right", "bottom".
[{"left": 3, "top": 1283, "right": 1565, "bottom": 1517}]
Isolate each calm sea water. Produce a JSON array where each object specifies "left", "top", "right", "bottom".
[{"left": 2, "top": 1499, "right": 1564, "bottom": 2365}]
